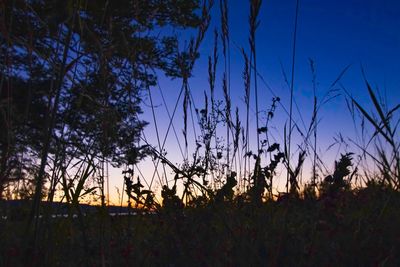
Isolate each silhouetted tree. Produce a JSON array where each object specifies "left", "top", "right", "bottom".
[{"left": 0, "top": 0, "right": 205, "bottom": 204}]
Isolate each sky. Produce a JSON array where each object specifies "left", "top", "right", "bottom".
[{"left": 105, "top": 0, "right": 400, "bottom": 205}]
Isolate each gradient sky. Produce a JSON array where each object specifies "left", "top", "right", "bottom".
[{"left": 106, "top": 0, "right": 400, "bottom": 205}]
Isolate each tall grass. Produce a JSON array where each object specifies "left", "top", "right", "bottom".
[
  {"left": 0, "top": 0, "right": 395, "bottom": 209},
  {"left": 1, "top": 0, "right": 400, "bottom": 266},
  {"left": 1, "top": 0, "right": 397, "bottom": 215},
  {"left": 346, "top": 78, "right": 400, "bottom": 188}
]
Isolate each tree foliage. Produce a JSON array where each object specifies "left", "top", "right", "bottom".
[{"left": 0, "top": 0, "right": 204, "bottom": 198}]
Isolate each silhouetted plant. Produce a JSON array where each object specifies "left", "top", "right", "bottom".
[
  {"left": 124, "top": 170, "right": 156, "bottom": 210},
  {"left": 1, "top": 2, "right": 400, "bottom": 266},
  {"left": 321, "top": 153, "right": 356, "bottom": 196},
  {"left": 347, "top": 79, "right": 399, "bottom": 188},
  {"left": 215, "top": 171, "right": 237, "bottom": 202},
  {"left": 288, "top": 150, "right": 306, "bottom": 195},
  {"left": 161, "top": 185, "right": 184, "bottom": 212}
]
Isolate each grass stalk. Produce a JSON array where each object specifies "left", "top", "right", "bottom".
[{"left": 287, "top": 0, "right": 300, "bottom": 193}]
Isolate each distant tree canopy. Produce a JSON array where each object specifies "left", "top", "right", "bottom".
[{"left": 0, "top": 0, "right": 205, "bottom": 198}]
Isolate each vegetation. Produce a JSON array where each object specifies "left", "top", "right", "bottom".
[{"left": 1, "top": 0, "right": 399, "bottom": 266}]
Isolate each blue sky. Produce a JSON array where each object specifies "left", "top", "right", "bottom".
[
  {"left": 108, "top": 0, "right": 400, "bottom": 203},
  {"left": 160, "top": 0, "right": 400, "bottom": 156}
]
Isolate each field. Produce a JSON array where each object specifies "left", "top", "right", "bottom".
[
  {"left": 1, "top": 184, "right": 400, "bottom": 266},
  {"left": 1, "top": 0, "right": 399, "bottom": 266}
]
